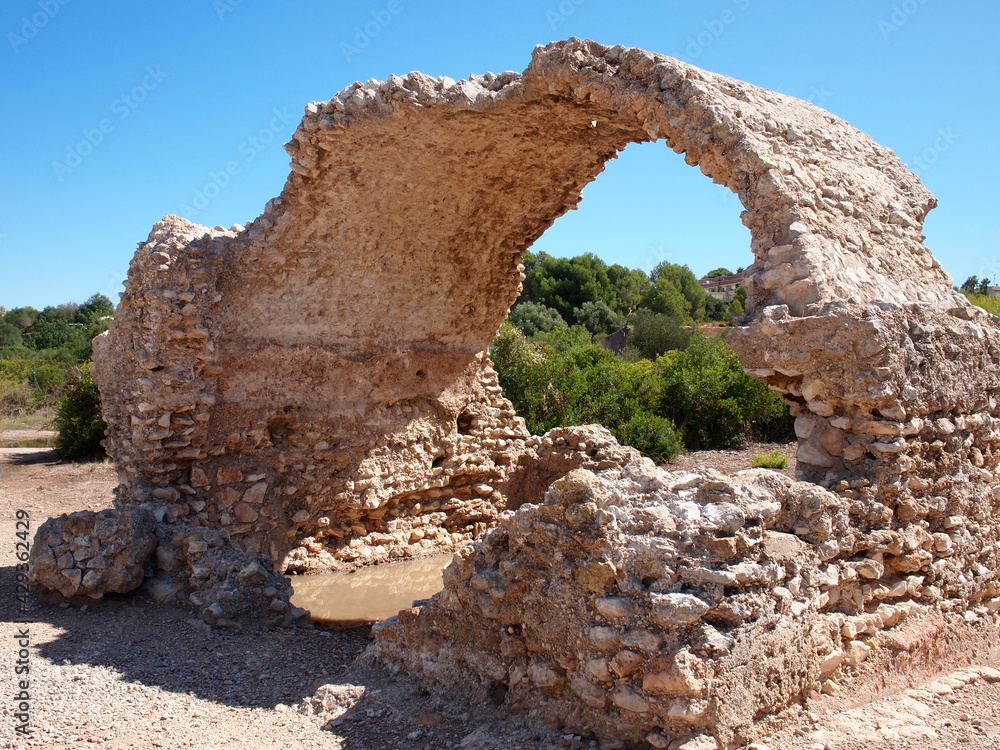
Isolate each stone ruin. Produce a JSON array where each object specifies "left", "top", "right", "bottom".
[{"left": 30, "top": 38, "right": 1000, "bottom": 746}]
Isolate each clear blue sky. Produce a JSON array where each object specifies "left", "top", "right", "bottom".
[{"left": 2, "top": 0, "right": 997, "bottom": 309}]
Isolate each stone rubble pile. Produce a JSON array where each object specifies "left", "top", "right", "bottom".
[{"left": 373, "top": 462, "right": 1000, "bottom": 749}]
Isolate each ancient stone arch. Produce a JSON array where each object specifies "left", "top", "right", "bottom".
[{"left": 31, "top": 40, "right": 1000, "bottom": 742}]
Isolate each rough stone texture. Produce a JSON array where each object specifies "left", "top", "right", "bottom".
[
  {"left": 86, "top": 36, "right": 978, "bottom": 588},
  {"left": 28, "top": 508, "right": 157, "bottom": 599},
  {"left": 32, "top": 37, "right": 1000, "bottom": 730},
  {"left": 373, "top": 464, "right": 1000, "bottom": 748}
]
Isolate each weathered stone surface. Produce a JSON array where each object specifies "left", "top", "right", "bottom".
[
  {"left": 28, "top": 39, "right": 998, "bottom": 728},
  {"left": 84, "top": 36, "right": 980, "bottom": 588},
  {"left": 372, "top": 461, "right": 1000, "bottom": 747},
  {"left": 28, "top": 508, "right": 157, "bottom": 598},
  {"left": 373, "top": 465, "right": 833, "bottom": 747}
]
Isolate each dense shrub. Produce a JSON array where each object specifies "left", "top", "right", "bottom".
[
  {"left": 0, "top": 321, "right": 22, "bottom": 347},
  {"left": 508, "top": 301, "right": 568, "bottom": 336},
  {"left": 0, "top": 359, "right": 70, "bottom": 406},
  {"left": 491, "top": 323, "right": 683, "bottom": 461},
  {"left": 0, "top": 376, "right": 33, "bottom": 418},
  {"left": 532, "top": 324, "right": 595, "bottom": 353},
  {"left": 54, "top": 365, "right": 106, "bottom": 459},
  {"left": 626, "top": 309, "right": 693, "bottom": 359},
  {"left": 656, "top": 336, "right": 793, "bottom": 449},
  {"left": 614, "top": 412, "right": 684, "bottom": 463},
  {"left": 492, "top": 322, "right": 793, "bottom": 459},
  {"left": 573, "top": 300, "right": 625, "bottom": 336}
]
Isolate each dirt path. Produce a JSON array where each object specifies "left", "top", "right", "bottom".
[
  {"left": 0, "top": 431, "right": 57, "bottom": 449},
  {"left": 2, "top": 447, "right": 998, "bottom": 749}
]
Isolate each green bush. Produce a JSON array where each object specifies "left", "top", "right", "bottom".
[
  {"left": 492, "top": 322, "right": 793, "bottom": 459},
  {"left": 656, "top": 336, "right": 794, "bottom": 450},
  {"left": 491, "top": 323, "right": 681, "bottom": 460},
  {"left": 508, "top": 301, "right": 568, "bottom": 336},
  {"left": 0, "top": 358, "right": 71, "bottom": 407},
  {"left": 54, "top": 365, "right": 106, "bottom": 459},
  {"left": 573, "top": 300, "right": 626, "bottom": 336},
  {"left": 627, "top": 309, "right": 693, "bottom": 359},
  {"left": 613, "top": 412, "right": 684, "bottom": 463},
  {"left": 750, "top": 450, "right": 789, "bottom": 469},
  {"left": 0, "top": 376, "right": 33, "bottom": 418}
]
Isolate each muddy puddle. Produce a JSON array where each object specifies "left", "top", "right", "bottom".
[{"left": 289, "top": 554, "right": 452, "bottom": 627}]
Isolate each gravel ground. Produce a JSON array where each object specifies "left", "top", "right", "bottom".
[
  {"left": 2, "top": 444, "right": 999, "bottom": 749},
  {"left": 664, "top": 441, "right": 797, "bottom": 479}
]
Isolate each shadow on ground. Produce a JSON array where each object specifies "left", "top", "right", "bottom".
[
  {"left": 2, "top": 563, "right": 371, "bottom": 710},
  {"left": 1, "top": 562, "right": 566, "bottom": 749}
]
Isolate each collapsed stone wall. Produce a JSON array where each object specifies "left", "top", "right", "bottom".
[
  {"left": 29, "top": 39, "right": 999, "bottom": 727},
  {"left": 83, "top": 36, "right": 973, "bottom": 592},
  {"left": 374, "top": 463, "right": 999, "bottom": 749}
]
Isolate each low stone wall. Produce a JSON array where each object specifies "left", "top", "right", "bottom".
[{"left": 372, "top": 463, "right": 1000, "bottom": 748}]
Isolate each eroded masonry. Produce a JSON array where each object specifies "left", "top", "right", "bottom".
[{"left": 31, "top": 39, "right": 999, "bottom": 748}]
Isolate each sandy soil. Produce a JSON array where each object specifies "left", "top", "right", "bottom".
[
  {"left": 2, "top": 445, "right": 998, "bottom": 750},
  {"left": 0, "top": 431, "right": 56, "bottom": 449},
  {"left": 664, "top": 441, "right": 797, "bottom": 479}
]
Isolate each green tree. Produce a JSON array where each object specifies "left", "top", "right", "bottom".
[
  {"left": 573, "top": 300, "right": 625, "bottom": 336},
  {"left": 960, "top": 276, "right": 979, "bottom": 293},
  {"left": 607, "top": 264, "right": 651, "bottom": 316},
  {"left": 705, "top": 295, "right": 728, "bottom": 322},
  {"left": 641, "top": 262, "right": 707, "bottom": 322},
  {"left": 76, "top": 293, "right": 114, "bottom": 323},
  {"left": 704, "top": 267, "right": 733, "bottom": 279},
  {"left": 0, "top": 321, "right": 22, "bottom": 347},
  {"left": 518, "top": 252, "right": 617, "bottom": 322},
  {"left": 508, "top": 301, "right": 568, "bottom": 336},
  {"left": 25, "top": 318, "right": 78, "bottom": 350},
  {"left": 728, "top": 285, "right": 747, "bottom": 317},
  {"left": 4, "top": 306, "right": 39, "bottom": 332}
]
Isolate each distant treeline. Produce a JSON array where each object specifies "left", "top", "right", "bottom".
[
  {"left": 510, "top": 251, "right": 745, "bottom": 342},
  {"left": 0, "top": 294, "right": 113, "bottom": 458},
  {"left": 0, "top": 294, "right": 114, "bottom": 363}
]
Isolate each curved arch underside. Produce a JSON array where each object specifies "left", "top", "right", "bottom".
[{"left": 92, "top": 39, "right": 998, "bottom": 582}]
